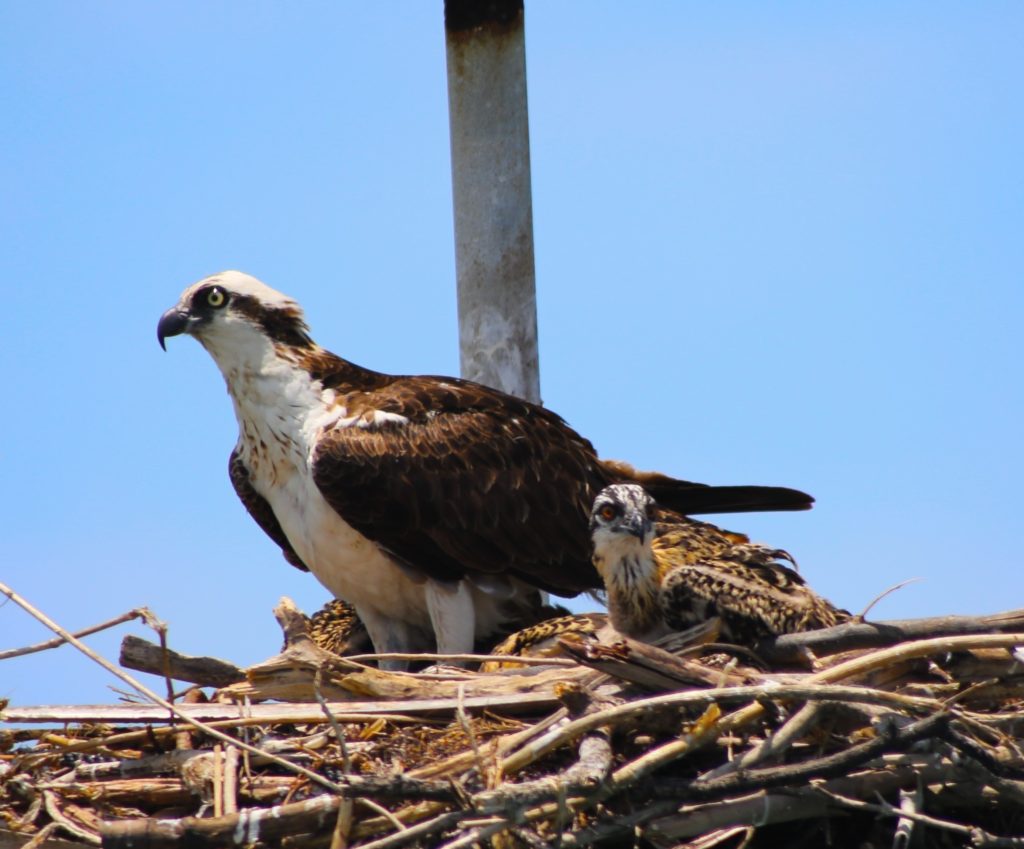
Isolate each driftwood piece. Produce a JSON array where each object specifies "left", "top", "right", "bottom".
[
  {"left": 229, "top": 646, "right": 581, "bottom": 704},
  {"left": 757, "top": 608, "right": 1024, "bottom": 665},
  {"left": 0, "top": 694, "right": 561, "bottom": 726},
  {"left": 0, "top": 827, "right": 84, "bottom": 849},
  {"left": 472, "top": 686, "right": 615, "bottom": 815},
  {"left": 641, "top": 760, "right": 958, "bottom": 843},
  {"left": 98, "top": 794, "right": 342, "bottom": 849},
  {"left": 118, "top": 636, "right": 245, "bottom": 688},
  {"left": 557, "top": 632, "right": 757, "bottom": 691}
]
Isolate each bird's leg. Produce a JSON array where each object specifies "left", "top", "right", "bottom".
[
  {"left": 425, "top": 579, "right": 477, "bottom": 660},
  {"left": 354, "top": 605, "right": 420, "bottom": 672}
]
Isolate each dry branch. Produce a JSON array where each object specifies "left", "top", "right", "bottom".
[
  {"left": 757, "top": 609, "right": 1024, "bottom": 665},
  {"left": 0, "top": 610, "right": 156, "bottom": 663},
  {"left": 118, "top": 636, "right": 245, "bottom": 688}
]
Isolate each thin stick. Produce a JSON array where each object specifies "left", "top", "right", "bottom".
[
  {"left": 21, "top": 822, "right": 59, "bottom": 849},
  {"left": 223, "top": 744, "right": 239, "bottom": 816},
  {"left": 349, "top": 811, "right": 464, "bottom": 849},
  {"left": 314, "top": 669, "right": 351, "bottom": 773},
  {"left": 0, "top": 581, "right": 346, "bottom": 795},
  {"left": 43, "top": 789, "right": 101, "bottom": 845},
  {"left": 456, "top": 682, "right": 486, "bottom": 783},
  {"left": 0, "top": 607, "right": 155, "bottom": 661},
  {"left": 856, "top": 578, "right": 923, "bottom": 621},
  {"left": 329, "top": 798, "right": 354, "bottom": 849},
  {"left": 212, "top": 744, "right": 224, "bottom": 818},
  {"left": 498, "top": 682, "right": 938, "bottom": 777},
  {"left": 815, "top": 787, "right": 976, "bottom": 839},
  {"left": 700, "top": 700, "right": 826, "bottom": 780}
]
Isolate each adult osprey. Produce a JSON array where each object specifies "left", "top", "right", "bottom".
[{"left": 157, "top": 271, "right": 813, "bottom": 661}]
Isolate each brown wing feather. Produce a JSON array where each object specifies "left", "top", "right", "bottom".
[
  {"left": 229, "top": 448, "right": 309, "bottom": 572},
  {"left": 312, "top": 377, "right": 607, "bottom": 594},
  {"left": 305, "top": 365, "right": 814, "bottom": 596}
]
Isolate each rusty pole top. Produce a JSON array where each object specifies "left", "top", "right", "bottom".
[{"left": 445, "top": 0, "right": 541, "bottom": 404}]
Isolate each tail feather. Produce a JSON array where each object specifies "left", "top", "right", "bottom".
[{"left": 601, "top": 459, "right": 814, "bottom": 515}]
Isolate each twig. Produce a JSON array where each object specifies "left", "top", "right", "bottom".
[
  {"left": 498, "top": 682, "right": 938, "bottom": 778},
  {"left": 0, "top": 608, "right": 156, "bottom": 661},
  {"left": 348, "top": 811, "right": 464, "bottom": 849},
  {"left": 654, "top": 712, "right": 950, "bottom": 802},
  {"left": 0, "top": 581, "right": 346, "bottom": 795},
  {"left": 42, "top": 789, "right": 101, "bottom": 845},
  {"left": 314, "top": 669, "right": 351, "bottom": 773},
  {"left": 99, "top": 793, "right": 343, "bottom": 849},
  {"left": 154, "top": 619, "right": 176, "bottom": 707},
  {"left": 756, "top": 611, "right": 1024, "bottom": 665},
  {"left": 223, "top": 744, "right": 239, "bottom": 816},
  {"left": 856, "top": 578, "right": 922, "bottom": 621},
  {"left": 582, "top": 634, "right": 1015, "bottom": 794},
  {"left": 646, "top": 754, "right": 976, "bottom": 842},
  {"left": 700, "top": 700, "right": 827, "bottom": 780},
  {"left": 20, "top": 821, "right": 60, "bottom": 849},
  {"left": 330, "top": 798, "right": 353, "bottom": 849},
  {"left": 212, "top": 743, "right": 224, "bottom": 818},
  {"left": 814, "top": 787, "right": 982, "bottom": 840},
  {"left": 455, "top": 682, "right": 486, "bottom": 784},
  {"left": 939, "top": 722, "right": 1024, "bottom": 780},
  {"left": 893, "top": 787, "right": 919, "bottom": 849}
]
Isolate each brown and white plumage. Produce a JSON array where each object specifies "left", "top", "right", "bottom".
[
  {"left": 480, "top": 612, "right": 610, "bottom": 671},
  {"left": 157, "top": 271, "right": 814, "bottom": 662},
  {"left": 301, "top": 598, "right": 373, "bottom": 657},
  {"left": 589, "top": 484, "right": 847, "bottom": 645}
]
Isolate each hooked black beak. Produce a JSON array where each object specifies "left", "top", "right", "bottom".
[
  {"left": 157, "top": 307, "right": 189, "bottom": 351},
  {"left": 621, "top": 511, "right": 653, "bottom": 540}
]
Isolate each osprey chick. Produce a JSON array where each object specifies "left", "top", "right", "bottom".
[
  {"left": 589, "top": 484, "right": 847, "bottom": 644},
  {"left": 158, "top": 271, "right": 814, "bottom": 663}
]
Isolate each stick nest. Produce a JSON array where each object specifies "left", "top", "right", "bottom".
[{"left": 3, "top": 598, "right": 1024, "bottom": 849}]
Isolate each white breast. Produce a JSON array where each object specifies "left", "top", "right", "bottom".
[
  {"left": 229, "top": 365, "right": 434, "bottom": 629},
  {"left": 225, "top": 358, "right": 537, "bottom": 654}
]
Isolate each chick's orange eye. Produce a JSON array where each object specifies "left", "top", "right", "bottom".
[
  {"left": 207, "top": 287, "right": 226, "bottom": 308},
  {"left": 599, "top": 505, "right": 617, "bottom": 521}
]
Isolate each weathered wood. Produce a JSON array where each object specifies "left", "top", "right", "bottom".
[
  {"left": 557, "top": 631, "right": 756, "bottom": 691},
  {"left": 227, "top": 639, "right": 587, "bottom": 704},
  {"left": 757, "top": 608, "right": 1024, "bottom": 665},
  {"left": 1, "top": 692, "right": 561, "bottom": 726},
  {"left": 118, "top": 635, "right": 245, "bottom": 688},
  {"left": 0, "top": 828, "right": 83, "bottom": 849},
  {"left": 99, "top": 794, "right": 342, "bottom": 849}
]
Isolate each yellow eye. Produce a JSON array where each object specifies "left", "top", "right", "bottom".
[{"left": 207, "top": 287, "right": 226, "bottom": 308}]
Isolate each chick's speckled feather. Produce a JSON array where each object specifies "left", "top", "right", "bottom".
[
  {"left": 655, "top": 540, "right": 849, "bottom": 644},
  {"left": 590, "top": 484, "right": 847, "bottom": 646}
]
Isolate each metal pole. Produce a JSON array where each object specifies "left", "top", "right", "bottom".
[{"left": 445, "top": 0, "right": 541, "bottom": 404}]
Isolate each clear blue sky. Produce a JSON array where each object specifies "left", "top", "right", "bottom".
[{"left": 2, "top": 3, "right": 1022, "bottom": 708}]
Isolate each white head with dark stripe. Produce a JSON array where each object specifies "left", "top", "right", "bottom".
[
  {"left": 157, "top": 271, "right": 314, "bottom": 372},
  {"left": 589, "top": 484, "right": 656, "bottom": 579}
]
